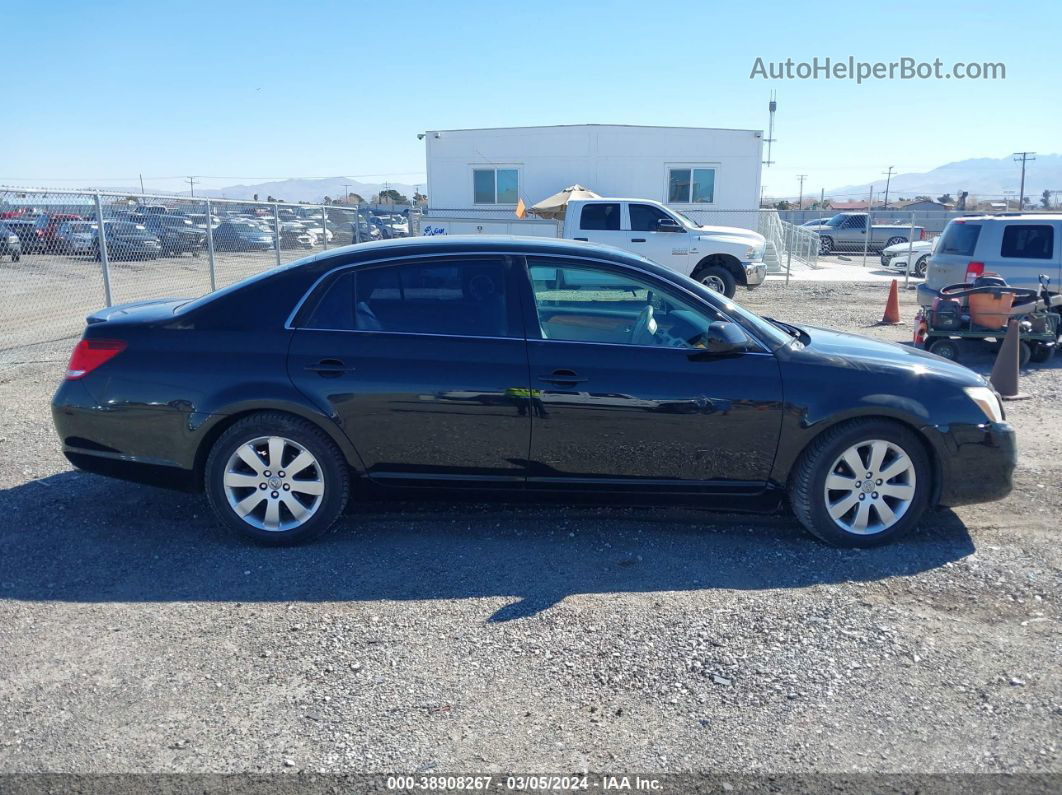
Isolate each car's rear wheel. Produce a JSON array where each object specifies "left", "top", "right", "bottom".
[
  {"left": 927, "top": 337, "right": 960, "bottom": 361},
  {"left": 205, "top": 412, "right": 349, "bottom": 545},
  {"left": 790, "top": 419, "right": 931, "bottom": 547},
  {"left": 819, "top": 236, "right": 834, "bottom": 255}
]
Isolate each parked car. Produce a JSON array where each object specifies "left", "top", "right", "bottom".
[
  {"left": 806, "top": 213, "right": 926, "bottom": 255},
  {"left": 0, "top": 222, "right": 22, "bottom": 261},
  {"left": 130, "top": 213, "right": 206, "bottom": 256},
  {"left": 184, "top": 213, "right": 221, "bottom": 232},
  {"left": 94, "top": 221, "right": 162, "bottom": 260},
  {"left": 880, "top": 237, "right": 936, "bottom": 277},
  {"left": 32, "top": 213, "right": 85, "bottom": 252},
  {"left": 56, "top": 221, "right": 98, "bottom": 255},
  {"left": 279, "top": 222, "right": 314, "bottom": 249},
  {"left": 53, "top": 236, "right": 1014, "bottom": 548},
  {"left": 421, "top": 197, "right": 767, "bottom": 298},
  {"left": 213, "top": 221, "right": 275, "bottom": 251},
  {"left": 3, "top": 219, "right": 39, "bottom": 253},
  {"left": 917, "top": 214, "right": 1062, "bottom": 309}
]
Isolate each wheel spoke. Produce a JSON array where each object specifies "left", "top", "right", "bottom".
[
  {"left": 825, "top": 474, "right": 854, "bottom": 491},
  {"left": 285, "top": 450, "right": 316, "bottom": 477},
  {"left": 289, "top": 479, "right": 324, "bottom": 496},
  {"left": 852, "top": 500, "right": 872, "bottom": 532},
  {"left": 874, "top": 499, "right": 897, "bottom": 527},
  {"left": 879, "top": 454, "right": 912, "bottom": 481},
  {"left": 842, "top": 448, "right": 865, "bottom": 476},
  {"left": 868, "top": 441, "right": 888, "bottom": 475},
  {"left": 224, "top": 472, "right": 261, "bottom": 489},
  {"left": 263, "top": 499, "right": 281, "bottom": 530},
  {"left": 281, "top": 493, "right": 307, "bottom": 520},
  {"left": 879, "top": 482, "right": 915, "bottom": 501},
  {"left": 828, "top": 492, "right": 859, "bottom": 520},
  {"left": 234, "top": 491, "right": 266, "bottom": 517},
  {"left": 267, "top": 437, "right": 286, "bottom": 471},
  {"left": 236, "top": 444, "right": 266, "bottom": 474}
]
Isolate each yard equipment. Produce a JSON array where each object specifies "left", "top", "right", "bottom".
[{"left": 916, "top": 273, "right": 1061, "bottom": 365}]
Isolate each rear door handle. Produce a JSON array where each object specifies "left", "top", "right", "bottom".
[
  {"left": 538, "top": 369, "right": 588, "bottom": 384},
  {"left": 305, "top": 358, "right": 354, "bottom": 377},
  {"left": 630, "top": 238, "right": 646, "bottom": 243},
  {"left": 573, "top": 237, "right": 588, "bottom": 241}
]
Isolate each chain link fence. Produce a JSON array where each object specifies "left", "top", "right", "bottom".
[{"left": 0, "top": 188, "right": 419, "bottom": 350}]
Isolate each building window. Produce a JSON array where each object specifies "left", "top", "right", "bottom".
[
  {"left": 473, "top": 168, "right": 519, "bottom": 204},
  {"left": 667, "top": 167, "right": 715, "bottom": 204}
]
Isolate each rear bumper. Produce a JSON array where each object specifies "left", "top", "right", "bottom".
[
  {"left": 921, "top": 421, "right": 1016, "bottom": 507},
  {"left": 742, "top": 260, "right": 766, "bottom": 288}
]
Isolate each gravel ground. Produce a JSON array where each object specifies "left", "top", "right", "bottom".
[{"left": 0, "top": 280, "right": 1059, "bottom": 775}]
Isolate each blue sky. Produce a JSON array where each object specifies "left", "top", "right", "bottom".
[{"left": 5, "top": 0, "right": 1058, "bottom": 199}]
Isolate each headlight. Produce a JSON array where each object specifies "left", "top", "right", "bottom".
[
  {"left": 964, "top": 386, "right": 1003, "bottom": 423},
  {"left": 745, "top": 246, "right": 763, "bottom": 260}
]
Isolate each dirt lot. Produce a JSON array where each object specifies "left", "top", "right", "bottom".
[{"left": 0, "top": 280, "right": 1059, "bottom": 775}]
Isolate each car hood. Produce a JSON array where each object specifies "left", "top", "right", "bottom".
[
  {"left": 883, "top": 240, "right": 932, "bottom": 256},
  {"left": 693, "top": 226, "right": 765, "bottom": 247},
  {"left": 796, "top": 324, "right": 985, "bottom": 387}
]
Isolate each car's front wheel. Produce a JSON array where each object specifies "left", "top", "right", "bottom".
[
  {"left": 205, "top": 412, "right": 349, "bottom": 545},
  {"left": 790, "top": 419, "right": 931, "bottom": 547},
  {"left": 697, "top": 266, "right": 737, "bottom": 298}
]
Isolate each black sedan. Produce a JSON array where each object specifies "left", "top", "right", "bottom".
[
  {"left": 93, "top": 221, "right": 162, "bottom": 260},
  {"left": 52, "top": 237, "right": 1015, "bottom": 547}
]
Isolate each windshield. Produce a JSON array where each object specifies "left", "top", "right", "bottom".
[
  {"left": 824, "top": 214, "right": 854, "bottom": 227},
  {"left": 670, "top": 209, "right": 700, "bottom": 228}
]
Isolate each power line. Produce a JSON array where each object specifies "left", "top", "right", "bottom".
[{"left": 1013, "top": 152, "right": 1036, "bottom": 208}]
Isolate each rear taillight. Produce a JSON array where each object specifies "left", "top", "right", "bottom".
[
  {"left": 965, "top": 261, "right": 985, "bottom": 283},
  {"left": 65, "top": 339, "right": 126, "bottom": 380},
  {"left": 919, "top": 229, "right": 926, "bottom": 240}
]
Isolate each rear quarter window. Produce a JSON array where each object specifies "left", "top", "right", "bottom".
[
  {"left": 1000, "top": 225, "right": 1054, "bottom": 259},
  {"left": 938, "top": 222, "right": 981, "bottom": 256}
]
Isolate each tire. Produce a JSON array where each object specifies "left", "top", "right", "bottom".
[
  {"left": 789, "top": 419, "right": 931, "bottom": 547},
  {"left": 205, "top": 412, "right": 350, "bottom": 546},
  {"left": 697, "top": 266, "right": 737, "bottom": 298},
  {"left": 885, "top": 236, "right": 906, "bottom": 248},
  {"left": 1030, "top": 342, "right": 1055, "bottom": 363},
  {"left": 819, "top": 236, "right": 834, "bottom": 255},
  {"left": 1018, "top": 341, "right": 1032, "bottom": 368},
  {"left": 11, "top": 252, "right": 19, "bottom": 262},
  {"left": 914, "top": 254, "right": 928, "bottom": 277},
  {"left": 927, "top": 337, "right": 960, "bottom": 362}
]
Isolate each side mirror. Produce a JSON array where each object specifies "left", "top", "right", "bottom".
[
  {"left": 698, "top": 321, "right": 748, "bottom": 355},
  {"left": 655, "top": 218, "right": 682, "bottom": 233}
]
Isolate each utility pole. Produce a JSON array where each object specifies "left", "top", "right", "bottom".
[
  {"left": 186, "top": 176, "right": 198, "bottom": 197},
  {"left": 1013, "top": 152, "right": 1036, "bottom": 209},
  {"left": 763, "top": 91, "right": 778, "bottom": 167},
  {"left": 796, "top": 174, "right": 807, "bottom": 209},
  {"left": 342, "top": 183, "right": 351, "bottom": 204},
  {"left": 881, "top": 166, "right": 895, "bottom": 209},
  {"left": 139, "top": 174, "right": 145, "bottom": 196}
]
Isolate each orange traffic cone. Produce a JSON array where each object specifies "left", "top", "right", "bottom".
[
  {"left": 879, "top": 279, "right": 901, "bottom": 325},
  {"left": 990, "top": 319, "right": 1029, "bottom": 401}
]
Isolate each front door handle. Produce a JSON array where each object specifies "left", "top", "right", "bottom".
[
  {"left": 305, "top": 358, "right": 354, "bottom": 377},
  {"left": 573, "top": 237, "right": 588, "bottom": 241},
  {"left": 538, "top": 369, "right": 588, "bottom": 385},
  {"left": 630, "top": 238, "right": 646, "bottom": 243}
]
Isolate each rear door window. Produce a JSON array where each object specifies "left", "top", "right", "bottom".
[
  {"left": 304, "top": 258, "right": 513, "bottom": 338},
  {"left": 938, "top": 222, "right": 982, "bottom": 256},
  {"left": 579, "top": 203, "right": 621, "bottom": 231},
  {"left": 1000, "top": 225, "right": 1054, "bottom": 259}
]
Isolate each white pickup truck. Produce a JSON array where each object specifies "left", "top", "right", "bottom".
[{"left": 419, "top": 197, "right": 767, "bottom": 298}]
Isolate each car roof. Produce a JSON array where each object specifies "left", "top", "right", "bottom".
[{"left": 950, "top": 213, "right": 1062, "bottom": 222}]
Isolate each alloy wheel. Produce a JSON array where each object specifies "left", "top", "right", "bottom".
[
  {"left": 701, "top": 274, "right": 726, "bottom": 293},
  {"left": 823, "top": 439, "right": 916, "bottom": 535},
  {"left": 222, "top": 435, "right": 325, "bottom": 532}
]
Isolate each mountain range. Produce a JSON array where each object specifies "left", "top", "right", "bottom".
[
  {"left": 824, "top": 154, "right": 1062, "bottom": 202},
  {"left": 198, "top": 176, "right": 422, "bottom": 203}
]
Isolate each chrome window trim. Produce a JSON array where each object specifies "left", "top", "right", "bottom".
[{"left": 284, "top": 248, "right": 774, "bottom": 353}]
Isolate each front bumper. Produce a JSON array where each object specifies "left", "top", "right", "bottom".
[
  {"left": 742, "top": 260, "right": 766, "bottom": 288},
  {"left": 922, "top": 421, "right": 1016, "bottom": 507}
]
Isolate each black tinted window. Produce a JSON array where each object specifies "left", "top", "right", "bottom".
[
  {"left": 580, "top": 203, "right": 620, "bottom": 231},
  {"left": 939, "top": 222, "right": 981, "bottom": 256},
  {"left": 304, "top": 259, "right": 511, "bottom": 338},
  {"left": 1000, "top": 225, "right": 1053, "bottom": 259},
  {"left": 629, "top": 204, "right": 671, "bottom": 232}
]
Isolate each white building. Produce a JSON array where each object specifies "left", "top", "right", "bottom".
[{"left": 422, "top": 124, "right": 764, "bottom": 214}]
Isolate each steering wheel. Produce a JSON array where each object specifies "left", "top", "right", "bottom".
[{"left": 629, "top": 305, "right": 657, "bottom": 345}]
